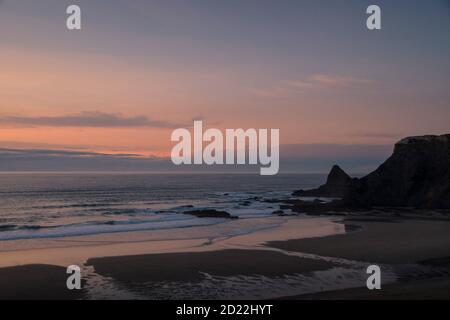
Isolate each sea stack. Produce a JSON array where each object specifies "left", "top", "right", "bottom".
[{"left": 293, "top": 165, "right": 352, "bottom": 198}]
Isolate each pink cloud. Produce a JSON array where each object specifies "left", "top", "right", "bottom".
[
  {"left": 310, "top": 74, "right": 374, "bottom": 87},
  {"left": 252, "top": 73, "right": 374, "bottom": 98}
]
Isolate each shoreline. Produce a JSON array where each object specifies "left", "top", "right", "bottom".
[
  {"left": 0, "top": 216, "right": 344, "bottom": 268},
  {"left": 267, "top": 218, "right": 450, "bottom": 265},
  {"left": 1, "top": 214, "right": 450, "bottom": 299}
]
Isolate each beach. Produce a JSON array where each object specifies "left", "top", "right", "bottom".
[
  {"left": 1, "top": 0, "right": 449, "bottom": 305},
  {"left": 268, "top": 217, "right": 450, "bottom": 264},
  {"left": 271, "top": 215, "right": 450, "bottom": 299},
  {"left": 1, "top": 212, "right": 450, "bottom": 299}
]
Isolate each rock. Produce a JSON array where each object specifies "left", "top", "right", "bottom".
[
  {"left": 345, "top": 134, "right": 450, "bottom": 209},
  {"left": 293, "top": 165, "right": 352, "bottom": 198},
  {"left": 291, "top": 134, "right": 450, "bottom": 209},
  {"left": 177, "top": 205, "right": 194, "bottom": 209},
  {"left": 182, "top": 209, "right": 238, "bottom": 219},
  {"left": 272, "top": 210, "right": 285, "bottom": 216}
]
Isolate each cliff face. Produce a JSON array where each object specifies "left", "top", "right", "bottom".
[
  {"left": 293, "top": 165, "right": 352, "bottom": 198},
  {"left": 345, "top": 134, "right": 450, "bottom": 208},
  {"left": 294, "top": 134, "right": 450, "bottom": 209}
]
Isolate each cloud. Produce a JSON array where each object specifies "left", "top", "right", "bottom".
[
  {"left": 0, "top": 147, "right": 172, "bottom": 172},
  {"left": 0, "top": 140, "right": 95, "bottom": 150},
  {"left": 0, "top": 144, "right": 392, "bottom": 174},
  {"left": 254, "top": 73, "right": 374, "bottom": 98},
  {"left": 0, "top": 148, "right": 140, "bottom": 158},
  {"left": 0, "top": 111, "right": 185, "bottom": 129},
  {"left": 289, "top": 74, "right": 374, "bottom": 89},
  {"left": 311, "top": 74, "right": 373, "bottom": 87}
]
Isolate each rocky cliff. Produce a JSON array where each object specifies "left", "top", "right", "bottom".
[
  {"left": 345, "top": 134, "right": 450, "bottom": 208},
  {"left": 294, "top": 134, "right": 450, "bottom": 209}
]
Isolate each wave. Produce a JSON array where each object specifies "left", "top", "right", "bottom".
[{"left": 0, "top": 215, "right": 228, "bottom": 241}]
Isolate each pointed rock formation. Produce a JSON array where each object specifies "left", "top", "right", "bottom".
[{"left": 293, "top": 165, "right": 352, "bottom": 198}]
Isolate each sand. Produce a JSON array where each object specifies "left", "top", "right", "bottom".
[
  {"left": 87, "top": 249, "right": 333, "bottom": 283},
  {"left": 268, "top": 217, "right": 450, "bottom": 299},
  {"left": 1, "top": 216, "right": 450, "bottom": 299},
  {"left": 0, "top": 216, "right": 341, "bottom": 268},
  {"left": 0, "top": 264, "right": 86, "bottom": 300},
  {"left": 279, "top": 276, "right": 450, "bottom": 300},
  {"left": 268, "top": 219, "right": 450, "bottom": 264}
]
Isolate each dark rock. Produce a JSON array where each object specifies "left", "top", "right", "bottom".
[
  {"left": 183, "top": 209, "right": 238, "bottom": 219},
  {"left": 293, "top": 165, "right": 352, "bottom": 198},
  {"left": 262, "top": 198, "right": 286, "bottom": 203},
  {"left": 284, "top": 199, "right": 349, "bottom": 215},
  {"left": 272, "top": 210, "right": 285, "bottom": 216},
  {"left": 345, "top": 134, "right": 450, "bottom": 209},
  {"left": 291, "top": 134, "right": 450, "bottom": 209}
]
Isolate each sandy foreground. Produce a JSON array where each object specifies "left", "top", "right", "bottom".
[
  {"left": 0, "top": 215, "right": 450, "bottom": 299},
  {"left": 269, "top": 217, "right": 450, "bottom": 300}
]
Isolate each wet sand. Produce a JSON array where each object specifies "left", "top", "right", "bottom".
[
  {"left": 87, "top": 249, "right": 334, "bottom": 283},
  {"left": 279, "top": 276, "right": 450, "bottom": 300},
  {"left": 0, "top": 216, "right": 341, "bottom": 299},
  {"left": 0, "top": 216, "right": 342, "bottom": 268},
  {"left": 268, "top": 219, "right": 450, "bottom": 264},
  {"left": 1, "top": 216, "right": 450, "bottom": 299},
  {"left": 0, "top": 264, "right": 86, "bottom": 300},
  {"left": 268, "top": 217, "right": 450, "bottom": 300}
]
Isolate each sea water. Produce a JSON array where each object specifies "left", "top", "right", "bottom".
[{"left": 0, "top": 173, "right": 326, "bottom": 241}]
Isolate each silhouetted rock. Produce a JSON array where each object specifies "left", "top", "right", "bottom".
[
  {"left": 183, "top": 209, "right": 238, "bottom": 219},
  {"left": 345, "top": 134, "right": 450, "bottom": 209},
  {"left": 272, "top": 210, "right": 285, "bottom": 216},
  {"left": 291, "top": 134, "right": 450, "bottom": 210},
  {"left": 293, "top": 165, "right": 352, "bottom": 198}
]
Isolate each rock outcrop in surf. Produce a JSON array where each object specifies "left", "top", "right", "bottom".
[{"left": 182, "top": 209, "right": 238, "bottom": 219}]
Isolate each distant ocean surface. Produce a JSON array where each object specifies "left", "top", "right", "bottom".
[{"left": 0, "top": 173, "right": 326, "bottom": 241}]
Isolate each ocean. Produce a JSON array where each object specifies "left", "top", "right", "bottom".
[
  {"left": 2, "top": 173, "right": 446, "bottom": 300},
  {"left": 0, "top": 173, "right": 326, "bottom": 241}
]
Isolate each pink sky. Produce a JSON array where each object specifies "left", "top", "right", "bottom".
[{"left": 1, "top": 1, "right": 449, "bottom": 161}]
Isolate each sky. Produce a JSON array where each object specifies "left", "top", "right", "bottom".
[{"left": 0, "top": 0, "right": 450, "bottom": 173}]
